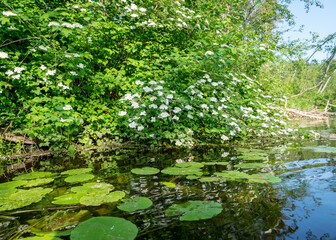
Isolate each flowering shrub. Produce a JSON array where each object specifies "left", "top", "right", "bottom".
[{"left": 0, "top": 0, "right": 290, "bottom": 149}]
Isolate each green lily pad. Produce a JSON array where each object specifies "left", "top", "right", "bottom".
[
  {"left": 302, "top": 146, "right": 336, "bottom": 153},
  {"left": 160, "top": 182, "right": 176, "bottom": 188},
  {"left": 52, "top": 193, "right": 85, "bottom": 205},
  {"left": 199, "top": 177, "right": 220, "bottom": 182},
  {"left": 71, "top": 217, "right": 138, "bottom": 240},
  {"left": 248, "top": 174, "right": 281, "bottom": 184},
  {"left": 117, "top": 197, "right": 153, "bottom": 212},
  {"left": 234, "top": 163, "right": 266, "bottom": 169},
  {"left": 79, "top": 191, "right": 125, "bottom": 206},
  {"left": 61, "top": 168, "right": 93, "bottom": 175},
  {"left": 25, "top": 178, "right": 54, "bottom": 188},
  {"left": 131, "top": 167, "right": 160, "bottom": 175},
  {"left": 202, "top": 162, "right": 229, "bottom": 166},
  {"left": 214, "top": 171, "right": 250, "bottom": 180},
  {"left": 13, "top": 172, "right": 55, "bottom": 181},
  {"left": 161, "top": 167, "right": 202, "bottom": 176},
  {"left": 0, "top": 187, "right": 52, "bottom": 211},
  {"left": 166, "top": 201, "right": 223, "bottom": 221},
  {"left": 0, "top": 180, "right": 28, "bottom": 189},
  {"left": 64, "top": 173, "right": 94, "bottom": 183},
  {"left": 21, "top": 235, "right": 62, "bottom": 240},
  {"left": 186, "top": 175, "right": 200, "bottom": 180},
  {"left": 176, "top": 162, "right": 204, "bottom": 168},
  {"left": 0, "top": 188, "right": 17, "bottom": 200}
]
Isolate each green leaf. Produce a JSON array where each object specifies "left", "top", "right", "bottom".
[
  {"left": 234, "top": 163, "right": 266, "bottom": 169},
  {"left": 175, "top": 162, "right": 204, "bottom": 168},
  {"left": 166, "top": 201, "right": 223, "bottom": 221},
  {"left": 214, "top": 171, "right": 250, "bottom": 180},
  {"left": 79, "top": 191, "right": 125, "bottom": 206},
  {"left": 117, "top": 197, "right": 153, "bottom": 212},
  {"left": 161, "top": 167, "right": 202, "bottom": 176},
  {"left": 160, "top": 182, "right": 176, "bottom": 188},
  {"left": 61, "top": 168, "right": 93, "bottom": 175},
  {"left": 64, "top": 174, "right": 94, "bottom": 183},
  {"left": 25, "top": 178, "right": 54, "bottom": 187},
  {"left": 52, "top": 193, "right": 85, "bottom": 205},
  {"left": 71, "top": 217, "right": 138, "bottom": 240},
  {"left": 13, "top": 172, "right": 55, "bottom": 181}
]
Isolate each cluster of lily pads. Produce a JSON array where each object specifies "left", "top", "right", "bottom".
[{"left": 0, "top": 148, "right": 282, "bottom": 239}]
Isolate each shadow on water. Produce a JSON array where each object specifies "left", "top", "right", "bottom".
[{"left": 0, "top": 119, "right": 336, "bottom": 239}]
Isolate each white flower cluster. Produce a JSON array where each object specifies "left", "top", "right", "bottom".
[
  {"left": 3, "top": 11, "right": 17, "bottom": 17},
  {"left": 0, "top": 52, "right": 8, "bottom": 58},
  {"left": 5, "top": 66, "right": 25, "bottom": 80}
]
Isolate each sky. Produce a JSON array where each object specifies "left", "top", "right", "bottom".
[{"left": 280, "top": 0, "right": 336, "bottom": 61}]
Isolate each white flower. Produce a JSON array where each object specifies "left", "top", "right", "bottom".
[
  {"left": 210, "top": 97, "right": 217, "bottom": 102},
  {"left": 62, "top": 22, "right": 73, "bottom": 28},
  {"left": 173, "top": 107, "right": 181, "bottom": 113},
  {"left": 48, "top": 22, "right": 60, "bottom": 27},
  {"left": 12, "top": 74, "right": 20, "bottom": 79},
  {"left": 30, "top": 48, "right": 36, "bottom": 52},
  {"left": 166, "top": 94, "right": 173, "bottom": 99},
  {"left": 77, "top": 63, "right": 85, "bottom": 68},
  {"left": 151, "top": 117, "right": 156, "bottom": 122},
  {"left": 88, "top": 37, "right": 92, "bottom": 42},
  {"left": 72, "top": 23, "right": 83, "bottom": 28},
  {"left": 212, "top": 110, "right": 218, "bottom": 115},
  {"left": 130, "top": 3, "right": 138, "bottom": 10},
  {"left": 118, "top": 111, "right": 127, "bottom": 116},
  {"left": 65, "top": 54, "right": 72, "bottom": 58},
  {"left": 185, "top": 105, "right": 192, "bottom": 110},
  {"left": 3, "top": 11, "right": 17, "bottom": 17},
  {"left": 212, "top": 82, "right": 218, "bottom": 86},
  {"left": 135, "top": 80, "right": 144, "bottom": 85},
  {"left": 5, "top": 70, "right": 13, "bottom": 76},
  {"left": 159, "top": 104, "right": 168, "bottom": 110},
  {"left": 205, "top": 51, "right": 214, "bottom": 55},
  {"left": 137, "top": 125, "right": 144, "bottom": 131},
  {"left": 74, "top": 5, "right": 79, "bottom": 8},
  {"left": 172, "top": 115, "right": 179, "bottom": 121},
  {"left": 175, "top": 141, "right": 183, "bottom": 146},
  {"left": 143, "top": 86, "right": 152, "bottom": 92},
  {"left": 149, "top": 104, "right": 157, "bottom": 109},
  {"left": 230, "top": 130, "right": 235, "bottom": 136},
  {"left": 140, "top": 111, "right": 146, "bottom": 116},
  {"left": 157, "top": 91, "right": 163, "bottom": 96},
  {"left": 187, "top": 114, "right": 193, "bottom": 119},
  {"left": 73, "top": 53, "right": 80, "bottom": 57},
  {"left": 80, "top": 8, "right": 87, "bottom": 12},
  {"left": 14, "top": 67, "right": 25, "bottom": 73},
  {"left": 123, "top": 93, "right": 133, "bottom": 100},
  {"left": 130, "top": 14, "right": 139, "bottom": 18},
  {"left": 70, "top": 71, "right": 77, "bottom": 76},
  {"left": 39, "top": 45, "right": 48, "bottom": 51},
  {"left": 60, "top": 118, "right": 66, "bottom": 122},
  {"left": 139, "top": 7, "right": 147, "bottom": 12},
  {"left": 46, "top": 69, "right": 56, "bottom": 76},
  {"left": 0, "top": 52, "right": 8, "bottom": 58},
  {"left": 131, "top": 101, "right": 139, "bottom": 108},
  {"left": 158, "top": 112, "right": 169, "bottom": 118},
  {"left": 199, "top": 113, "right": 204, "bottom": 117},
  {"left": 129, "top": 121, "right": 137, "bottom": 128},
  {"left": 201, "top": 104, "right": 208, "bottom": 110},
  {"left": 63, "top": 105, "right": 73, "bottom": 110},
  {"left": 154, "top": 86, "right": 163, "bottom": 90},
  {"left": 221, "top": 135, "right": 229, "bottom": 141},
  {"left": 58, "top": 82, "right": 69, "bottom": 90},
  {"left": 40, "top": 65, "right": 47, "bottom": 70},
  {"left": 130, "top": 26, "right": 136, "bottom": 30},
  {"left": 150, "top": 96, "right": 157, "bottom": 101}
]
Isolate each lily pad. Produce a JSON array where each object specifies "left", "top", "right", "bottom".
[
  {"left": 160, "top": 182, "right": 176, "bottom": 188},
  {"left": 0, "top": 187, "right": 52, "bottom": 211},
  {"left": 117, "top": 197, "right": 153, "bottom": 212},
  {"left": 248, "top": 174, "right": 281, "bottom": 184},
  {"left": 64, "top": 173, "right": 94, "bottom": 183},
  {"left": 21, "top": 235, "right": 62, "bottom": 240},
  {"left": 176, "top": 162, "right": 204, "bottom": 168},
  {"left": 0, "top": 180, "right": 28, "bottom": 189},
  {"left": 13, "top": 172, "right": 55, "bottom": 181},
  {"left": 61, "top": 168, "right": 93, "bottom": 175},
  {"left": 202, "top": 162, "right": 229, "bottom": 166},
  {"left": 79, "top": 191, "right": 125, "bottom": 206},
  {"left": 234, "top": 163, "right": 266, "bottom": 169},
  {"left": 71, "top": 217, "right": 138, "bottom": 240},
  {"left": 71, "top": 182, "right": 113, "bottom": 194},
  {"left": 52, "top": 193, "right": 85, "bottom": 205},
  {"left": 131, "top": 167, "right": 160, "bottom": 175},
  {"left": 186, "top": 175, "right": 200, "bottom": 180},
  {"left": 199, "top": 177, "right": 220, "bottom": 182},
  {"left": 161, "top": 167, "right": 202, "bottom": 176},
  {"left": 25, "top": 178, "right": 54, "bottom": 188},
  {"left": 166, "top": 201, "right": 223, "bottom": 221},
  {"left": 214, "top": 171, "right": 250, "bottom": 180}
]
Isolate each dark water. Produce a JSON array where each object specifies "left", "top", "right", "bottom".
[{"left": 1, "top": 119, "right": 336, "bottom": 240}]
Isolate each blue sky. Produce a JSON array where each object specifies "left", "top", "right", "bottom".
[{"left": 280, "top": 0, "right": 336, "bottom": 61}]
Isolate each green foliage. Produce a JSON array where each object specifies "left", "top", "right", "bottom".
[
  {"left": 117, "top": 197, "right": 153, "bottom": 212},
  {"left": 131, "top": 167, "right": 160, "bottom": 175},
  {"left": 0, "top": 0, "right": 291, "bottom": 149}
]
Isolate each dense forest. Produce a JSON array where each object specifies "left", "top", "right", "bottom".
[{"left": 1, "top": 0, "right": 333, "bottom": 154}]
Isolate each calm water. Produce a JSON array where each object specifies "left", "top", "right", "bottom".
[{"left": 1, "top": 119, "right": 336, "bottom": 239}]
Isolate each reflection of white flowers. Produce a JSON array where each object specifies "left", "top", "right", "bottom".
[
  {"left": 63, "top": 105, "right": 73, "bottom": 110},
  {"left": 0, "top": 52, "right": 8, "bottom": 58},
  {"left": 3, "top": 11, "right": 17, "bottom": 16}
]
